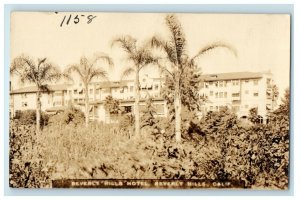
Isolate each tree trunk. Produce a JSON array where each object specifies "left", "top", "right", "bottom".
[
  {"left": 174, "top": 87, "right": 182, "bottom": 143},
  {"left": 84, "top": 85, "right": 89, "bottom": 127},
  {"left": 134, "top": 71, "right": 140, "bottom": 136},
  {"left": 36, "top": 90, "right": 41, "bottom": 133}
]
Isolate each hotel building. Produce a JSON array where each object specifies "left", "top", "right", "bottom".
[{"left": 10, "top": 71, "right": 277, "bottom": 123}]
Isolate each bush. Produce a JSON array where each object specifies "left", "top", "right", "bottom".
[
  {"left": 48, "top": 105, "right": 85, "bottom": 127},
  {"left": 14, "top": 110, "right": 49, "bottom": 127},
  {"left": 9, "top": 120, "right": 50, "bottom": 188}
]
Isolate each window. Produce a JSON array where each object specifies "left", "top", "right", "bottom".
[
  {"left": 210, "top": 106, "right": 213, "bottom": 110},
  {"left": 74, "top": 89, "right": 78, "bottom": 94},
  {"left": 89, "top": 89, "right": 93, "bottom": 94},
  {"left": 219, "top": 81, "right": 224, "bottom": 87},
  {"left": 54, "top": 101, "right": 62, "bottom": 106},
  {"left": 245, "top": 90, "right": 249, "bottom": 94},
  {"left": 54, "top": 92, "right": 63, "bottom": 96},
  {"left": 155, "top": 104, "right": 165, "bottom": 115},
  {"left": 210, "top": 91, "right": 213, "bottom": 96},
  {"left": 96, "top": 89, "right": 100, "bottom": 95},
  {"left": 253, "top": 92, "right": 259, "bottom": 97},
  {"left": 232, "top": 93, "right": 240, "bottom": 97},
  {"left": 245, "top": 80, "right": 249, "bottom": 83},
  {"left": 21, "top": 94, "right": 27, "bottom": 99},
  {"left": 130, "top": 86, "right": 134, "bottom": 92},
  {"left": 224, "top": 92, "right": 228, "bottom": 98},
  {"left": 219, "top": 92, "right": 223, "bottom": 98},
  {"left": 215, "top": 82, "right": 218, "bottom": 87},
  {"left": 216, "top": 106, "right": 219, "bottom": 111},
  {"left": 209, "top": 81, "right": 213, "bottom": 86},
  {"left": 232, "top": 106, "right": 240, "bottom": 112},
  {"left": 266, "top": 78, "right": 271, "bottom": 85},
  {"left": 154, "top": 84, "right": 159, "bottom": 90},
  {"left": 232, "top": 80, "right": 239, "bottom": 86},
  {"left": 124, "top": 106, "right": 132, "bottom": 113},
  {"left": 215, "top": 92, "right": 218, "bottom": 98},
  {"left": 253, "top": 79, "right": 259, "bottom": 85},
  {"left": 220, "top": 106, "right": 226, "bottom": 110}
]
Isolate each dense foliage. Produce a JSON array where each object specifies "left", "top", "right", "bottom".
[
  {"left": 9, "top": 90, "right": 289, "bottom": 188},
  {"left": 48, "top": 105, "right": 85, "bottom": 126},
  {"left": 14, "top": 110, "right": 49, "bottom": 128}
]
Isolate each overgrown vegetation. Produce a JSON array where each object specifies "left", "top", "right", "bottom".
[{"left": 9, "top": 89, "right": 289, "bottom": 189}]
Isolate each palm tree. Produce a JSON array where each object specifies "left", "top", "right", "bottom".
[
  {"left": 65, "top": 53, "right": 113, "bottom": 126},
  {"left": 10, "top": 55, "right": 61, "bottom": 133},
  {"left": 151, "top": 14, "right": 237, "bottom": 142},
  {"left": 112, "top": 36, "right": 159, "bottom": 137},
  {"left": 271, "top": 84, "right": 279, "bottom": 110}
]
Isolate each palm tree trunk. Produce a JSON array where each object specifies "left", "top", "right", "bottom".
[
  {"left": 174, "top": 83, "right": 181, "bottom": 143},
  {"left": 84, "top": 85, "right": 89, "bottom": 127},
  {"left": 36, "top": 89, "right": 41, "bottom": 133},
  {"left": 134, "top": 71, "right": 140, "bottom": 136}
]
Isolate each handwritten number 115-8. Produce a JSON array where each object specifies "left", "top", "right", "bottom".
[{"left": 60, "top": 14, "right": 97, "bottom": 27}]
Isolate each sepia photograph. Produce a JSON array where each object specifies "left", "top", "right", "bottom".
[{"left": 9, "top": 12, "right": 290, "bottom": 189}]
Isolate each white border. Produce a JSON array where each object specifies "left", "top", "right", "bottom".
[{"left": 1, "top": 0, "right": 298, "bottom": 200}]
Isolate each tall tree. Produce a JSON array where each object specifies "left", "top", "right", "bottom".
[
  {"left": 10, "top": 55, "right": 61, "bottom": 133},
  {"left": 112, "top": 35, "right": 159, "bottom": 137},
  {"left": 151, "top": 14, "right": 237, "bottom": 142},
  {"left": 271, "top": 84, "right": 279, "bottom": 110},
  {"left": 65, "top": 53, "right": 113, "bottom": 126}
]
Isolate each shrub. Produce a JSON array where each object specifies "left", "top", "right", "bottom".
[
  {"left": 9, "top": 120, "right": 50, "bottom": 188},
  {"left": 13, "top": 110, "right": 49, "bottom": 127},
  {"left": 48, "top": 105, "right": 85, "bottom": 127}
]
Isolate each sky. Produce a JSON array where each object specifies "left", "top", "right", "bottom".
[{"left": 10, "top": 12, "right": 290, "bottom": 98}]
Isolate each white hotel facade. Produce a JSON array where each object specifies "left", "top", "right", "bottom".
[{"left": 10, "top": 71, "right": 276, "bottom": 123}]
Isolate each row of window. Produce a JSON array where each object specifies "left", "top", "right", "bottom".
[
  {"left": 209, "top": 91, "right": 259, "bottom": 98},
  {"left": 205, "top": 79, "right": 259, "bottom": 88},
  {"left": 209, "top": 104, "right": 255, "bottom": 112},
  {"left": 69, "top": 84, "right": 160, "bottom": 96}
]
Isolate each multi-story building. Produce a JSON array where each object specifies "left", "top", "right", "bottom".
[
  {"left": 200, "top": 71, "right": 276, "bottom": 123},
  {"left": 10, "top": 84, "right": 70, "bottom": 117},
  {"left": 10, "top": 74, "right": 167, "bottom": 122},
  {"left": 10, "top": 71, "right": 277, "bottom": 123}
]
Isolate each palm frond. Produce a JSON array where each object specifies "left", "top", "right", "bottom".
[
  {"left": 150, "top": 36, "right": 177, "bottom": 65},
  {"left": 88, "top": 68, "right": 108, "bottom": 83},
  {"left": 65, "top": 64, "right": 84, "bottom": 81},
  {"left": 93, "top": 52, "right": 114, "bottom": 68},
  {"left": 156, "top": 61, "right": 175, "bottom": 79},
  {"left": 11, "top": 55, "right": 35, "bottom": 75},
  {"left": 111, "top": 35, "right": 137, "bottom": 55},
  {"left": 38, "top": 61, "right": 61, "bottom": 83},
  {"left": 165, "top": 14, "right": 186, "bottom": 64},
  {"left": 120, "top": 67, "right": 135, "bottom": 80},
  {"left": 192, "top": 42, "right": 238, "bottom": 60},
  {"left": 39, "top": 84, "right": 51, "bottom": 93},
  {"left": 37, "top": 58, "right": 47, "bottom": 68}
]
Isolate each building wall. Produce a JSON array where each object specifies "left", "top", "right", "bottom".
[
  {"left": 10, "top": 72, "right": 276, "bottom": 123},
  {"left": 200, "top": 72, "right": 274, "bottom": 121}
]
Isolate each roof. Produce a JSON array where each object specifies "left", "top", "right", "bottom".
[
  {"left": 77, "top": 97, "right": 165, "bottom": 105},
  {"left": 201, "top": 72, "right": 263, "bottom": 81},
  {"left": 11, "top": 84, "right": 70, "bottom": 94},
  {"left": 45, "top": 106, "right": 68, "bottom": 112},
  {"left": 95, "top": 81, "right": 127, "bottom": 89}
]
